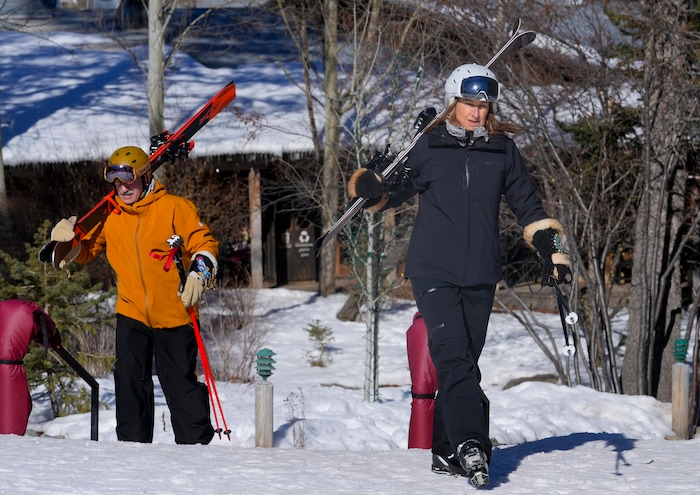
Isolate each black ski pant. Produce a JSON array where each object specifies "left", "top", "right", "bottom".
[
  {"left": 114, "top": 314, "right": 214, "bottom": 445},
  {"left": 411, "top": 278, "right": 494, "bottom": 461}
]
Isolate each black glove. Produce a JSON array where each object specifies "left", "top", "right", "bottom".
[
  {"left": 349, "top": 168, "right": 384, "bottom": 199},
  {"left": 348, "top": 168, "right": 387, "bottom": 212},
  {"left": 414, "top": 107, "right": 437, "bottom": 134},
  {"left": 531, "top": 228, "right": 572, "bottom": 287}
]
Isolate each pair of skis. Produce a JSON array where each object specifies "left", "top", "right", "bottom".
[
  {"left": 313, "top": 20, "right": 536, "bottom": 254},
  {"left": 38, "top": 81, "right": 237, "bottom": 269}
]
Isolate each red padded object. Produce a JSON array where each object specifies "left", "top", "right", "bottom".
[
  {"left": 406, "top": 312, "right": 438, "bottom": 449},
  {"left": 0, "top": 300, "right": 60, "bottom": 435}
]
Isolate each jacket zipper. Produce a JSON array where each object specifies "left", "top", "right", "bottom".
[
  {"left": 464, "top": 148, "right": 470, "bottom": 191},
  {"left": 135, "top": 215, "right": 152, "bottom": 328}
]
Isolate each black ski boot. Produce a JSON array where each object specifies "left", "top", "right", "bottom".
[
  {"left": 456, "top": 440, "right": 490, "bottom": 488},
  {"left": 431, "top": 453, "right": 468, "bottom": 477}
]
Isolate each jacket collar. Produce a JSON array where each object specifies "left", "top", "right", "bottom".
[
  {"left": 429, "top": 122, "right": 506, "bottom": 151},
  {"left": 115, "top": 179, "right": 167, "bottom": 213}
]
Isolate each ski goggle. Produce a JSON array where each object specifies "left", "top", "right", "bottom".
[
  {"left": 104, "top": 165, "right": 136, "bottom": 184},
  {"left": 459, "top": 76, "right": 500, "bottom": 102}
]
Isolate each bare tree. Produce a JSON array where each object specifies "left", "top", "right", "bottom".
[
  {"left": 506, "top": 30, "right": 641, "bottom": 392},
  {"left": 498, "top": 0, "right": 700, "bottom": 398},
  {"left": 621, "top": 0, "right": 700, "bottom": 401},
  {"left": 271, "top": 1, "right": 453, "bottom": 296}
]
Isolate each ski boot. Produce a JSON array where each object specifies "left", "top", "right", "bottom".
[
  {"left": 456, "top": 440, "right": 490, "bottom": 488},
  {"left": 431, "top": 453, "right": 468, "bottom": 477}
]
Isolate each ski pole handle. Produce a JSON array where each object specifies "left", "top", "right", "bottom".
[{"left": 166, "top": 235, "right": 187, "bottom": 291}]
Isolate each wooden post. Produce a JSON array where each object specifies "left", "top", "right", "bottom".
[
  {"left": 255, "top": 380, "right": 274, "bottom": 447},
  {"left": 672, "top": 362, "right": 690, "bottom": 439}
]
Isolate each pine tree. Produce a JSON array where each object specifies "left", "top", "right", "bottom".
[{"left": 0, "top": 221, "right": 116, "bottom": 417}]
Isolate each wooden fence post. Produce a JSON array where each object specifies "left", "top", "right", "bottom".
[
  {"left": 255, "top": 380, "right": 274, "bottom": 447},
  {"left": 672, "top": 362, "right": 690, "bottom": 439}
]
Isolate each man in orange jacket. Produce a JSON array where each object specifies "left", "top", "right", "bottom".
[{"left": 51, "top": 146, "right": 218, "bottom": 444}]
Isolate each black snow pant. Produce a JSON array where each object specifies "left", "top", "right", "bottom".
[
  {"left": 114, "top": 314, "right": 214, "bottom": 445},
  {"left": 411, "top": 278, "right": 494, "bottom": 461}
]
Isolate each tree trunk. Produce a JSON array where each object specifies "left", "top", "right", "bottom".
[
  {"left": 621, "top": 0, "right": 690, "bottom": 401},
  {"left": 148, "top": 0, "right": 166, "bottom": 183},
  {"left": 318, "top": 0, "right": 340, "bottom": 297}
]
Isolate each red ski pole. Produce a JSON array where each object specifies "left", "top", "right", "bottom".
[
  {"left": 150, "top": 235, "right": 231, "bottom": 440},
  {"left": 187, "top": 306, "right": 230, "bottom": 439}
]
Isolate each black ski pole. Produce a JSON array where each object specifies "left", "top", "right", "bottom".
[{"left": 552, "top": 280, "right": 578, "bottom": 357}]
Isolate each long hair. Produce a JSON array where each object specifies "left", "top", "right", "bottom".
[
  {"left": 485, "top": 107, "right": 525, "bottom": 136},
  {"left": 426, "top": 101, "right": 525, "bottom": 137}
]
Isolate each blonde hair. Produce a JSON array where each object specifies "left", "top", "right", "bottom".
[{"left": 427, "top": 101, "right": 525, "bottom": 137}]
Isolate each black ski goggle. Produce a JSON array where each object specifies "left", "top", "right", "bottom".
[
  {"left": 104, "top": 165, "right": 136, "bottom": 184},
  {"left": 459, "top": 76, "right": 500, "bottom": 102}
]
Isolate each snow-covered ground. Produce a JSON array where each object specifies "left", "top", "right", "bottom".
[{"left": 2, "top": 288, "right": 698, "bottom": 494}]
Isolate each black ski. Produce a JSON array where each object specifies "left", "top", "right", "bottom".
[{"left": 314, "top": 22, "right": 536, "bottom": 255}]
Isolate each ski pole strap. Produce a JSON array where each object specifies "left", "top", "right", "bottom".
[
  {"left": 411, "top": 391, "right": 437, "bottom": 400},
  {"left": 149, "top": 247, "right": 179, "bottom": 272},
  {"left": 151, "top": 245, "right": 187, "bottom": 292},
  {"left": 0, "top": 359, "right": 23, "bottom": 365}
]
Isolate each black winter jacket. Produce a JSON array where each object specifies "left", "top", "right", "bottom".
[{"left": 385, "top": 122, "right": 547, "bottom": 286}]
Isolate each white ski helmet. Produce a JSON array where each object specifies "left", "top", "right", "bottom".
[{"left": 444, "top": 64, "right": 500, "bottom": 109}]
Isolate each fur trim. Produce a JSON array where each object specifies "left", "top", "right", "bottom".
[
  {"left": 552, "top": 252, "right": 570, "bottom": 267},
  {"left": 348, "top": 168, "right": 382, "bottom": 199},
  {"left": 348, "top": 168, "right": 362, "bottom": 198},
  {"left": 365, "top": 192, "right": 389, "bottom": 213},
  {"left": 523, "top": 218, "right": 564, "bottom": 249}
]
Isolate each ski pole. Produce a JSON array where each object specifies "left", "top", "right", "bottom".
[
  {"left": 151, "top": 236, "right": 231, "bottom": 440},
  {"left": 187, "top": 305, "right": 230, "bottom": 440},
  {"left": 552, "top": 280, "right": 578, "bottom": 356}
]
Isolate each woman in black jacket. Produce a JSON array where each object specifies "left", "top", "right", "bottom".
[{"left": 349, "top": 63, "right": 572, "bottom": 488}]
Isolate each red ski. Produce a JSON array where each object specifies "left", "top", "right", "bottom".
[{"left": 39, "top": 81, "right": 237, "bottom": 269}]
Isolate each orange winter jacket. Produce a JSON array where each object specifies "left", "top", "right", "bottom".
[{"left": 75, "top": 180, "right": 218, "bottom": 329}]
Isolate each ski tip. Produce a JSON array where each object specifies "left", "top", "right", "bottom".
[
  {"left": 313, "top": 235, "right": 327, "bottom": 257},
  {"left": 520, "top": 31, "right": 537, "bottom": 46},
  {"left": 38, "top": 240, "right": 58, "bottom": 264},
  {"left": 511, "top": 17, "right": 522, "bottom": 36},
  {"left": 224, "top": 80, "right": 236, "bottom": 96}
]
